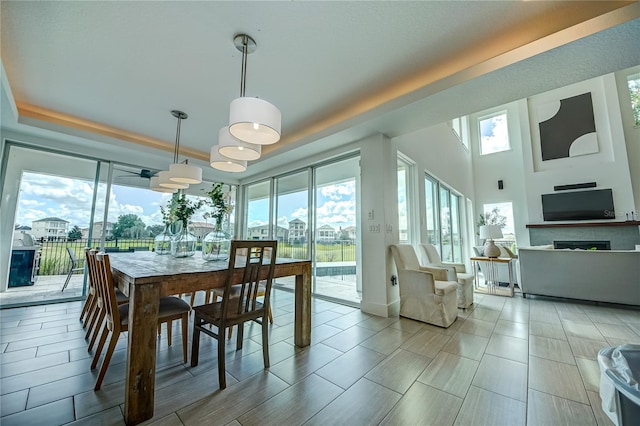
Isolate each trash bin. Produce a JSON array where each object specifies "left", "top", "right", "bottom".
[{"left": 598, "top": 344, "right": 640, "bottom": 426}]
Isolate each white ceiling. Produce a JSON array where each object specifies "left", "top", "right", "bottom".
[{"left": 1, "top": 1, "right": 639, "bottom": 183}]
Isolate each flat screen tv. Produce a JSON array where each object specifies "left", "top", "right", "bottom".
[{"left": 541, "top": 189, "right": 615, "bottom": 221}]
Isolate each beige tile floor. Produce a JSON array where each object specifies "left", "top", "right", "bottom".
[{"left": 1, "top": 289, "right": 639, "bottom": 425}]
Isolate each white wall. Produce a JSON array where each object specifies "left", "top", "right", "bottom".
[
  {"left": 469, "top": 101, "right": 530, "bottom": 247},
  {"left": 522, "top": 74, "right": 635, "bottom": 224},
  {"left": 393, "top": 122, "right": 475, "bottom": 256}
]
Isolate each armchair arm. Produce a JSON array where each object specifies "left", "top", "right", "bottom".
[
  {"left": 418, "top": 265, "right": 449, "bottom": 282},
  {"left": 397, "top": 269, "right": 436, "bottom": 295},
  {"left": 444, "top": 262, "right": 467, "bottom": 274}
]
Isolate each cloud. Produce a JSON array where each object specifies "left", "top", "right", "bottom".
[{"left": 320, "top": 182, "right": 355, "bottom": 200}]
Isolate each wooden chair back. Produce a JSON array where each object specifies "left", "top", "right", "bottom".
[
  {"left": 94, "top": 252, "right": 120, "bottom": 332},
  {"left": 220, "top": 240, "right": 277, "bottom": 324}
]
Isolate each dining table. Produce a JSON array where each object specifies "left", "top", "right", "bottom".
[{"left": 108, "top": 251, "right": 312, "bottom": 425}]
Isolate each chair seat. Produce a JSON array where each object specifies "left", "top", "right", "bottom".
[
  {"left": 194, "top": 298, "right": 265, "bottom": 324},
  {"left": 118, "top": 296, "right": 190, "bottom": 326},
  {"left": 115, "top": 289, "right": 128, "bottom": 304}
]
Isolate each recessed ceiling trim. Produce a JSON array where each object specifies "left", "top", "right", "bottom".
[{"left": 16, "top": 102, "right": 210, "bottom": 162}]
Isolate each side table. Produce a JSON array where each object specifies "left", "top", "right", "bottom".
[{"left": 470, "top": 256, "right": 515, "bottom": 297}]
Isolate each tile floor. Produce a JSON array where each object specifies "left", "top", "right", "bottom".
[{"left": 1, "top": 290, "right": 639, "bottom": 425}]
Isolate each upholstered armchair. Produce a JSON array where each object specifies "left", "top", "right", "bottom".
[
  {"left": 390, "top": 244, "right": 458, "bottom": 328},
  {"left": 420, "top": 244, "right": 474, "bottom": 309}
]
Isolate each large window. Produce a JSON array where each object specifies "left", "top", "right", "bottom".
[
  {"left": 482, "top": 202, "right": 515, "bottom": 248},
  {"left": 397, "top": 156, "right": 414, "bottom": 243},
  {"left": 627, "top": 72, "right": 640, "bottom": 126},
  {"left": 242, "top": 154, "right": 360, "bottom": 305},
  {"left": 425, "top": 174, "right": 463, "bottom": 263},
  {"left": 479, "top": 111, "right": 510, "bottom": 155}
]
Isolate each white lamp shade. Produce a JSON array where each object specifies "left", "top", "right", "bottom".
[
  {"left": 218, "top": 126, "right": 261, "bottom": 160},
  {"left": 479, "top": 225, "right": 503, "bottom": 240},
  {"left": 158, "top": 170, "right": 189, "bottom": 189},
  {"left": 168, "top": 163, "right": 202, "bottom": 184},
  {"left": 149, "top": 176, "right": 178, "bottom": 193},
  {"left": 229, "top": 97, "right": 281, "bottom": 145},
  {"left": 210, "top": 145, "right": 247, "bottom": 173}
]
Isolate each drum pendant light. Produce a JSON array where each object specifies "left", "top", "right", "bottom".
[
  {"left": 218, "top": 126, "right": 261, "bottom": 161},
  {"left": 153, "top": 110, "right": 203, "bottom": 190},
  {"left": 210, "top": 144, "right": 247, "bottom": 173},
  {"left": 228, "top": 34, "right": 281, "bottom": 146}
]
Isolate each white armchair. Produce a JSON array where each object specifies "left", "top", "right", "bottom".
[
  {"left": 420, "top": 244, "right": 474, "bottom": 309},
  {"left": 390, "top": 244, "right": 458, "bottom": 328}
]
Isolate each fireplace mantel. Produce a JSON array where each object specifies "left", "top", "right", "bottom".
[
  {"left": 526, "top": 221, "right": 640, "bottom": 229},
  {"left": 527, "top": 221, "right": 640, "bottom": 250}
]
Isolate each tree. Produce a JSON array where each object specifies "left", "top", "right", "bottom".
[
  {"left": 477, "top": 207, "right": 507, "bottom": 229},
  {"left": 147, "top": 225, "right": 165, "bottom": 237},
  {"left": 68, "top": 225, "right": 82, "bottom": 241},
  {"left": 112, "top": 214, "right": 146, "bottom": 239}
]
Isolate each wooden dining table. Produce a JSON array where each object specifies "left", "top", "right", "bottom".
[{"left": 108, "top": 251, "right": 312, "bottom": 425}]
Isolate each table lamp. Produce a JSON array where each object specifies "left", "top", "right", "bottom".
[{"left": 479, "top": 225, "right": 503, "bottom": 258}]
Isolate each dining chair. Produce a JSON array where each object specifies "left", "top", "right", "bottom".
[
  {"left": 91, "top": 252, "right": 191, "bottom": 390},
  {"left": 83, "top": 249, "right": 128, "bottom": 351},
  {"left": 62, "top": 247, "right": 85, "bottom": 292},
  {"left": 209, "top": 280, "right": 274, "bottom": 340},
  {"left": 191, "top": 240, "right": 278, "bottom": 390}
]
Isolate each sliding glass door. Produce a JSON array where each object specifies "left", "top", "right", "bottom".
[
  {"left": 241, "top": 154, "right": 361, "bottom": 304},
  {"left": 425, "top": 173, "right": 463, "bottom": 263},
  {"left": 0, "top": 144, "right": 103, "bottom": 307}
]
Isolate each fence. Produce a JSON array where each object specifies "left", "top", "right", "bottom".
[{"left": 34, "top": 238, "right": 357, "bottom": 276}]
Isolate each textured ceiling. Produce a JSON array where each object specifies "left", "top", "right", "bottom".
[{"left": 1, "top": 1, "right": 639, "bottom": 181}]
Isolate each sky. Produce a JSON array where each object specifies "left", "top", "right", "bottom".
[
  {"left": 480, "top": 112, "right": 510, "bottom": 154},
  {"left": 247, "top": 181, "right": 356, "bottom": 231},
  {"left": 14, "top": 172, "right": 357, "bottom": 233}
]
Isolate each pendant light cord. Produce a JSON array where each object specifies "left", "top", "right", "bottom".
[
  {"left": 240, "top": 35, "right": 248, "bottom": 97},
  {"left": 173, "top": 114, "right": 181, "bottom": 163}
]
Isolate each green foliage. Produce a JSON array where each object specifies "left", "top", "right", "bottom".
[
  {"left": 477, "top": 207, "right": 507, "bottom": 229},
  {"left": 202, "top": 183, "right": 231, "bottom": 229},
  {"left": 172, "top": 192, "right": 204, "bottom": 228},
  {"left": 112, "top": 214, "right": 147, "bottom": 239},
  {"left": 147, "top": 224, "right": 165, "bottom": 237},
  {"left": 68, "top": 225, "right": 82, "bottom": 241}
]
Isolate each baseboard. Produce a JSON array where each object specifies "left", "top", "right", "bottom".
[{"left": 360, "top": 298, "right": 400, "bottom": 317}]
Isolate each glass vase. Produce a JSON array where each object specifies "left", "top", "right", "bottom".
[
  {"left": 202, "top": 228, "right": 231, "bottom": 261},
  {"left": 154, "top": 226, "right": 173, "bottom": 255},
  {"left": 171, "top": 225, "right": 197, "bottom": 258}
]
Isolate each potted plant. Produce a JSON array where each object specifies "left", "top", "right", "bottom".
[
  {"left": 201, "top": 183, "right": 233, "bottom": 261},
  {"left": 170, "top": 192, "right": 204, "bottom": 258}
]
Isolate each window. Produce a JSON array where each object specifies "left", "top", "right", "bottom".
[
  {"left": 479, "top": 111, "right": 510, "bottom": 155},
  {"left": 482, "top": 202, "right": 515, "bottom": 246},
  {"left": 397, "top": 156, "right": 414, "bottom": 243},
  {"left": 627, "top": 73, "right": 640, "bottom": 126},
  {"left": 452, "top": 116, "right": 469, "bottom": 149},
  {"left": 425, "top": 174, "right": 463, "bottom": 263}
]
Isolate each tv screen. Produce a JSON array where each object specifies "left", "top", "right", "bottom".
[{"left": 541, "top": 189, "right": 615, "bottom": 221}]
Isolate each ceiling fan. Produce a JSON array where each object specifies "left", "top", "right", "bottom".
[{"left": 117, "top": 169, "right": 158, "bottom": 179}]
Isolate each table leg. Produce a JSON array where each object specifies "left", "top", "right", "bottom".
[
  {"left": 294, "top": 262, "right": 312, "bottom": 347},
  {"left": 124, "top": 283, "right": 160, "bottom": 425}
]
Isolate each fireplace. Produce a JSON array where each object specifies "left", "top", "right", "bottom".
[{"left": 553, "top": 240, "right": 611, "bottom": 250}]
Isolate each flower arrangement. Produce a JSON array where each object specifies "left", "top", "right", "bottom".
[
  {"left": 160, "top": 197, "right": 177, "bottom": 227},
  {"left": 203, "top": 183, "right": 232, "bottom": 230},
  {"left": 171, "top": 192, "right": 204, "bottom": 229}
]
